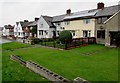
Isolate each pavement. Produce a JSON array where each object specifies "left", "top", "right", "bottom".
[{"left": 0, "top": 37, "right": 13, "bottom": 44}]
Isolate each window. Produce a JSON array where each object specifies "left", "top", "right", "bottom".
[
  {"left": 44, "top": 31, "right": 48, "bottom": 35},
  {"left": 97, "top": 30, "right": 105, "bottom": 38},
  {"left": 56, "top": 23, "right": 61, "bottom": 26},
  {"left": 83, "top": 19, "right": 90, "bottom": 24},
  {"left": 97, "top": 17, "right": 109, "bottom": 24},
  {"left": 39, "top": 30, "right": 43, "bottom": 35},
  {"left": 71, "top": 31, "right": 76, "bottom": 36},
  {"left": 83, "top": 30, "right": 91, "bottom": 37},
  {"left": 57, "top": 31, "right": 60, "bottom": 35},
  {"left": 40, "top": 24, "right": 43, "bottom": 28},
  {"left": 18, "top": 32, "right": 20, "bottom": 35},
  {"left": 64, "top": 21, "right": 70, "bottom": 25}
]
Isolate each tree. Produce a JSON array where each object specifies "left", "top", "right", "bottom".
[
  {"left": 30, "top": 27, "right": 37, "bottom": 37},
  {"left": 114, "top": 32, "right": 120, "bottom": 47},
  {"left": 59, "top": 30, "right": 72, "bottom": 44}
]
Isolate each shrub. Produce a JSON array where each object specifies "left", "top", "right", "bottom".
[
  {"left": 56, "top": 40, "right": 60, "bottom": 44},
  {"left": 59, "top": 30, "right": 72, "bottom": 44},
  {"left": 31, "top": 38, "right": 41, "bottom": 44}
]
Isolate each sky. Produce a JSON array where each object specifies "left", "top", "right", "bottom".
[{"left": 0, "top": 0, "right": 119, "bottom": 27}]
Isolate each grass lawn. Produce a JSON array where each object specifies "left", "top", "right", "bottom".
[
  {"left": 2, "top": 42, "right": 118, "bottom": 82},
  {"left": 2, "top": 42, "right": 33, "bottom": 50},
  {"left": 2, "top": 42, "right": 49, "bottom": 82},
  {"left": 69, "top": 44, "right": 108, "bottom": 53},
  {"left": 4, "top": 46, "right": 118, "bottom": 82}
]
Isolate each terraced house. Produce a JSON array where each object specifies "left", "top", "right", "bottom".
[{"left": 14, "top": 20, "right": 33, "bottom": 39}]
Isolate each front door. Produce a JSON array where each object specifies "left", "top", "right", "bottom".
[{"left": 110, "top": 32, "right": 119, "bottom": 46}]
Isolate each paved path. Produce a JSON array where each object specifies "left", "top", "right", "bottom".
[{"left": 0, "top": 37, "right": 13, "bottom": 44}]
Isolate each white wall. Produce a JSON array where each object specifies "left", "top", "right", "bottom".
[
  {"left": 37, "top": 16, "right": 55, "bottom": 38},
  {"left": 2, "top": 27, "right": 9, "bottom": 36},
  {"left": 17, "top": 22, "right": 24, "bottom": 38}
]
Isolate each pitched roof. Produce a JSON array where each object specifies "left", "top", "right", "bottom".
[
  {"left": 63, "top": 9, "right": 99, "bottom": 20},
  {"left": 42, "top": 16, "right": 54, "bottom": 27},
  {"left": 95, "top": 5, "right": 120, "bottom": 17},
  {"left": 20, "top": 21, "right": 33, "bottom": 28},
  {"left": 4, "top": 25, "right": 14, "bottom": 29},
  {"left": 52, "top": 14, "right": 67, "bottom": 22},
  {"left": 52, "top": 5, "right": 120, "bottom": 22},
  {"left": 28, "top": 21, "right": 37, "bottom": 27}
]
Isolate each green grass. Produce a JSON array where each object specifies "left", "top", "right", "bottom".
[
  {"left": 5, "top": 46, "right": 118, "bottom": 81},
  {"left": 2, "top": 42, "right": 33, "bottom": 50},
  {"left": 2, "top": 42, "right": 118, "bottom": 82},
  {"left": 2, "top": 51, "right": 49, "bottom": 82},
  {"left": 69, "top": 44, "right": 108, "bottom": 53}
]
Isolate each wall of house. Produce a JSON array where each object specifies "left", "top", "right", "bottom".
[
  {"left": 95, "top": 23, "right": 105, "bottom": 45},
  {"left": 14, "top": 24, "right": 18, "bottom": 37},
  {"left": 63, "top": 18, "right": 96, "bottom": 38},
  {"left": 105, "top": 12, "right": 120, "bottom": 46},
  {"left": 17, "top": 23, "right": 24, "bottom": 38},
  {"left": 2, "top": 27, "right": 9, "bottom": 36},
  {"left": 37, "top": 16, "right": 55, "bottom": 38}
]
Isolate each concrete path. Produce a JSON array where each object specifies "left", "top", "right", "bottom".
[{"left": 0, "top": 37, "right": 13, "bottom": 44}]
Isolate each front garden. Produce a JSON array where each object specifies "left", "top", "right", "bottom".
[{"left": 2, "top": 42, "right": 119, "bottom": 82}]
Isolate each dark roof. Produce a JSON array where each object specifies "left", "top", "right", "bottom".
[
  {"left": 52, "top": 5, "right": 120, "bottom": 22},
  {"left": 4, "top": 25, "right": 14, "bottom": 29},
  {"left": 20, "top": 21, "right": 33, "bottom": 28},
  {"left": 52, "top": 14, "right": 67, "bottom": 22},
  {"left": 27, "top": 21, "right": 37, "bottom": 27},
  {"left": 95, "top": 5, "right": 120, "bottom": 17},
  {"left": 16, "top": 22, "right": 19, "bottom": 26},
  {"left": 42, "top": 16, "right": 54, "bottom": 27}
]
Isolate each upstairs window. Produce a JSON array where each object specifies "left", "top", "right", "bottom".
[
  {"left": 83, "top": 19, "right": 90, "bottom": 24},
  {"left": 40, "top": 24, "right": 43, "bottom": 28},
  {"left": 64, "top": 21, "right": 70, "bottom": 25},
  {"left": 97, "top": 17, "right": 109, "bottom": 24}
]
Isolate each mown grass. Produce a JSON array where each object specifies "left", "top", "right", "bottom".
[
  {"left": 69, "top": 44, "right": 108, "bottom": 53},
  {"left": 2, "top": 51, "right": 49, "bottom": 82},
  {"left": 2, "top": 42, "right": 33, "bottom": 50},
  {"left": 6, "top": 47, "right": 118, "bottom": 81},
  {"left": 2, "top": 42, "right": 49, "bottom": 82}
]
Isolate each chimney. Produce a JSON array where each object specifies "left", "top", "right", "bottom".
[
  {"left": 35, "top": 18, "right": 39, "bottom": 21},
  {"left": 66, "top": 9, "right": 71, "bottom": 14},
  {"left": 97, "top": 2, "right": 104, "bottom": 9},
  {"left": 24, "top": 20, "right": 29, "bottom": 22}
]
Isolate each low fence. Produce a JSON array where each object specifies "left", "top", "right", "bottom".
[
  {"left": 26, "top": 61, "right": 69, "bottom": 82},
  {"left": 10, "top": 55, "right": 26, "bottom": 66},
  {"left": 39, "top": 37, "right": 96, "bottom": 50},
  {"left": 10, "top": 55, "right": 69, "bottom": 82}
]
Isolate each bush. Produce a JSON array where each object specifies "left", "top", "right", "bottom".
[
  {"left": 59, "top": 30, "right": 72, "bottom": 44},
  {"left": 31, "top": 38, "right": 41, "bottom": 44},
  {"left": 56, "top": 40, "right": 60, "bottom": 44}
]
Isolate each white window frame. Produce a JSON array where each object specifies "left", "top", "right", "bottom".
[
  {"left": 64, "top": 21, "right": 70, "bottom": 25},
  {"left": 83, "top": 30, "right": 91, "bottom": 37},
  {"left": 83, "top": 19, "right": 90, "bottom": 24}
]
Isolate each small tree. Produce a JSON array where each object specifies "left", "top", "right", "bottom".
[
  {"left": 30, "top": 27, "right": 37, "bottom": 37},
  {"left": 59, "top": 30, "right": 72, "bottom": 44}
]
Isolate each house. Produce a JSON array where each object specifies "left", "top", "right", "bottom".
[
  {"left": 2, "top": 25, "right": 14, "bottom": 37},
  {"left": 37, "top": 15, "right": 56, "bottom": 39},
  {"left": 14, "top": 20, "right": 33, "bottom": 39},
  {"left": 95, "top": 4, "right": 120, "bottom": 47},
  {"left": 0, "top": 27, "right": 3, "bottom": 37},
  {"left": 28, "top": 18, "right": 39, "bottom": 37}
]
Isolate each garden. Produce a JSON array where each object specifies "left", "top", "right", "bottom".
[{"left": 1, "top": 42, "right": 119, "bottom": 82}]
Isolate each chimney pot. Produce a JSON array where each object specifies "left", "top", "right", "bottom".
[
  {"left": 35, "top": 18, "right": 39, "bottom": 21},
  {"left": 66, "top": 9, "right": 71, "bottom": 14},
  {"left": 97, "top": 2, "right": 104, "bottom": 9}
]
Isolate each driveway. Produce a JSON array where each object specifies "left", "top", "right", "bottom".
[{"left": 0, "top": 37, "right": 13, "bottom": 44}]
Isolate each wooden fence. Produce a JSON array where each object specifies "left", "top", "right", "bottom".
[{"left": 39, "top": 37, "right": 96, "bottom": 50}]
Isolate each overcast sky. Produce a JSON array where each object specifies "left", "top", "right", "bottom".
[{"left": 0, "top": 0, "right": 119, "bottom": 27}]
